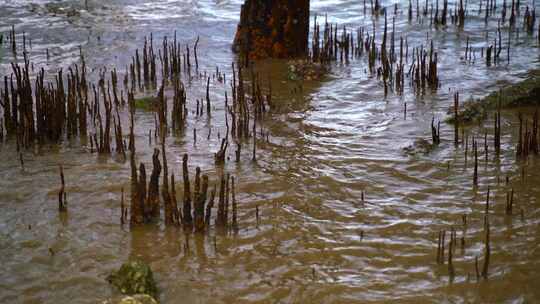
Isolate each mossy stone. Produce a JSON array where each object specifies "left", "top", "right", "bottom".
[
  {"left": 403, "top": 138, "right": 437, "bottom": 156},
  {"left": 107, "top": 260, "right": 157, "bottom": 298},
  {"left": 447, "top": 70, "right": 540, "bottom": 124}
]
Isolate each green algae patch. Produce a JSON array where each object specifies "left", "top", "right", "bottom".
[
  {"left": 134, "top": 96, "right": 157, "bottom": 111},
  {"left": 107, "top": 260, "right": 158, "bottom": 298},
  {"left": 402, "top": 138, "right": 437, "bottom": 156},
  {"left": 447, "top": 70, "right": 540, "bottom": 124}
]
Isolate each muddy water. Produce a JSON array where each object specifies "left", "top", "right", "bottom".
[{"left": 2, "top": 0, "right": 540, "bottom": 303}]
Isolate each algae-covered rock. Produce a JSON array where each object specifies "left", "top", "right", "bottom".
[
  {"left": 44, "top": 3, "right": 81, "bottom": 17},
  {"left": 447, "top": 70, "right": 540, "bottom": 124},
  {"left": 107, "top": 261, "right": 157, "bottom": 298},
  {"left": 101, "top": 294, "right": 158, "bottom": 304},
  {"left": 402, "top": 138, "right": 437, "bottom": 156}
]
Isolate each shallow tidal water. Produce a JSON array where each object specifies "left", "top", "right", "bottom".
[{"left": 1, "top": 0, "right": 540, "bottom": 303}]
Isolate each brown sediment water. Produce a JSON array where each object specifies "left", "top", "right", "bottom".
[{"left": 1, "top": 1, "right": 540, "bottom": 303}]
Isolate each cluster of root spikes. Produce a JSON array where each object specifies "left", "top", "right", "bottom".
[
  {"left": 2, "top": 0, "right": 540, "bottom": 144},
  {"left": 310, "top": 9, "right": 444, "bottom": 97},
  {"left": 434, "top": 191, "right": 493, "bottom": 283},
  {"left": 450, "top": 92, "right": 539, "bottom": 167},
  {"left": 306, "top": 0, "right": 540, "bottom": 99},
  {"left": 428, "top": 87, "right": 538, "bottom": 282},
  {"left": 128, "top": 143, "right": 242, "bottom": 234},
  {"left": 0, "top": 25, "right": 277, "bottom": 239},
  {"left": 1, "top": 26, "right": 272, "bottom": 165}
]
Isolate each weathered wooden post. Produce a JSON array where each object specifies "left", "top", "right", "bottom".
[{"left": 233, "top": 0, "right": 310, "bottom": 59}]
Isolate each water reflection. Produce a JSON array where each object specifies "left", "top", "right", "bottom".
[{"left": 2, "top": 0, "right": 540, "bottom": 303}]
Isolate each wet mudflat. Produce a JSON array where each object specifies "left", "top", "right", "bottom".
[{"left": 1, "top": 0, "right": 540, "bottom": 303}]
